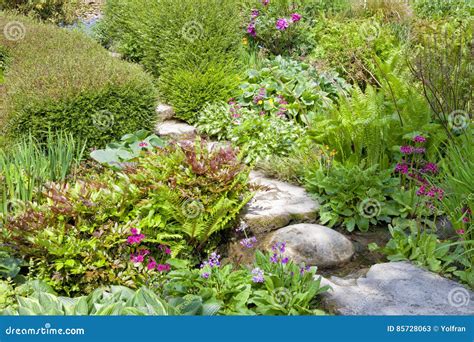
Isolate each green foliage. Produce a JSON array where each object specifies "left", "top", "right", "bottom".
[
  {"left": 0, "top": 132, "right": 85, "bottom": 220},
  {"left": 370, "top": 220, "right": 473, "bottom": 287},
  {"left": 152, "top": 0, "right": 242, "bottom": 122},
  {"left": 0, "top": 14, "right": 157, "bottom": 148},
  {"left": 310, "top": 16, "right": 400, "bottom": 85},
  {"left": 0, "top": 250, "right": 21, "bottom": 279},
  {"left": 164, "top": 249, "right": 328, "bottom": 315},
  {"left": 237, "top": 56, "right": 350, "bottom": 125},
  {"left": 99, "top": 0, "right": 242, "bottom": 122},
  {"left": 0, "top": 281, "right": 213, "bottom": 315},
  {"left": 304, "top": 163, "right": 400, "bottom": 232},
  {"left": 90, "top": 130, "right": 165, "bottom": 168},
  {"left": 98, "top": 0, "right": 160, "bottom": 62},
  {"left": 249, "top": 250, "right": 328, "bottom": 315},
  {"left": 197, "top": 104, "right": 305, "bottom": 163},
  {"left": 309, "top": 55, "right": 445, "bottom": 169},
  {"left": 2, "top": 138, "right": 251, "bottom": 294},
  {"left": 0, "top": 0, "right": 80, "bottom": 24},
  {"left": 241, "top": 0, "right": 320, "bottom": 56},
  {"left": 413, "top": 0, "right": 473, "bottom": 18}
]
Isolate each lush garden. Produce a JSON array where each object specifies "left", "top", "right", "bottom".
[{"left": 0, "top": 0, "right": 472, "bottom": 315}]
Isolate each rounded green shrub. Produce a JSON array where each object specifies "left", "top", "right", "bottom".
[
  {"left": 100, "top": 0, "right": 243, "bottom": 124},
  {"left": 0, "top": 14, "right": 157, "bottom": 148}
]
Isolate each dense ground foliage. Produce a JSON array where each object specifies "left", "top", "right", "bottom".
[{"left": 0, "top": 0, "right": 472, "bottom": 315}]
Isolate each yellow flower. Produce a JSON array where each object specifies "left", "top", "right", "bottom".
[
  {"left": 330, "top": 150, "right": 337, "bottom": 157},
  {"left": 268, "top": 98, "right": 274, "bottom": 105},
  {"left": 258, "top": 100, "right": 263, "bottom": 105},
  {"left": 242, "top": 37, "right": 248, "bottom": 45}
]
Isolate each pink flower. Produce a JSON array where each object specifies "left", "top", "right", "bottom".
[
  {"left": 139, "top": 141, "right": 149, "bottom": 148},
  {"left": 157, "top": 264, "right": 170, "bottom": 272},
  {"left": 130, "top": 228, "right": 138, "bottom": 235},
  {"left": 130, "top": 254, "right": 144, "bottom": 263},
  {"left": 247, "top": 23, "right": 256, "bottom": 37},
  {"left": 276, "top": 18, "right": 289, "bottom": 31},
  {"left": 457, "top": 229, "right": 465, "bottom": 235},
  {"left": 422, "top": 162, "right": 438, "bottom": 174},
  {"left": 147, "top": 258, "right": 157, "bottom": 270},
  {"left": 251, "top": 9, "right": 259, "bottom": 18},
  {"left": 291, "top": 13, "right": 302, "bottom": 22},
  {"left": 462, "top": 216, "right": 469, "bottom": 223},
  {"left": 414, "top": 147, "right": 426, "bottom": 154},
  {"left": 400, "top": 146, "right": 414, "bottom": 154},
  {"left": 262, "top": 0, "right": 269, "bottom": 5},
  {"left": 395, "top": 163, "right": 409, "bottom": 174},
  {"left": 413, "top": 135, "right": 426, "bottom": 143},
  {"left": 416, "top": 186, "right": 426, "bottom": 196},
  {"left": 127, "top": 228, "right": 145, "bottom": 245}
]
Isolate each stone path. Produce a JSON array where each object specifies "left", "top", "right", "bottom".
[
  {"left": 243, "top": 171, "right": 320, "bottom": 234},
  {"left": 320, "top": 262, "right": 474, "bottom": 315},
  {"left": 155, "top": 103, "right": 474, "bottom": 316}
]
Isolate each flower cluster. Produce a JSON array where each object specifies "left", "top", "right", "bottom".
[
  {"left": 245, "top": 1, "right": 302, "bottom": 38},
  {"left": 127, "top": 228, "right": 171, "bottom": 272},
  {"left": 251, "top": 267, "right": 265, "bottom": 283},
  {"left": 240, "top": 236, "right": 257, "bottom": 249},
  {"left": 127, "top": 228, "right": 145, "bottom": 245},
  {"left": 394, "top": 135, "right": 444, "bottom": 202},
  {"left": 200, "top": 252, "right": 221, "bottom": 269},
  {"left": 270, "top": 242, "right": 289, "bottom": 264}
]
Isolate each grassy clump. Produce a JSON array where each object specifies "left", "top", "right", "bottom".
[
  {"left": 100, "top": 0, "right": 242, "bottom": 123},
  {"left": 0, "top": 14, "right": 157, "bottom": 148}
]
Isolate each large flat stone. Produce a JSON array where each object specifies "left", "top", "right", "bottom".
[
  {"left": 156, "top": 104, "right": 175, "bottom": 121},
  {"left": 261, "top": 224, "right": 354, "bottom": 267},
  {"left": 243, "top": 172, "right": 319, "bottom": 234},
  {"left": 155, "top": 120, "right": 196, "bottom": 138},
  {"left": 320, "top": 262, "right": 474, "bottom": 315}
]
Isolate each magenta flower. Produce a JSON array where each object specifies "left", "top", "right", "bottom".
[
  {"left": 462, "top": 216, "right": 469, "bottom": 223},
  {"left": 457, "top": 229, "right": 465, "bottom": 235},
  {"left": 247, "top": 23, "right": 256, "bottom": 37},
  {"left": 251, "top": 9, "right": 259, "bottom": 18},
  {"left": 130, "top": 254, "right": 144, "bottom": 263},
  {"left": 139, "top": 141, "right": 149, "bottom": 148},
  {"left": 422, "top": 162, "right": 438, "bottom": 174},
  {"left": 395, "top": 163, "right": 409, "bottom": 174},
  {"left": 276, "top": 18, "right": 289, "bottom": 31},
  {"left": 414, "top": 147, "right": 426, "bottom": 154},
  {"left": 147, "top": 258, "right": 157, "bottom": 270},
  {"left": 291, "top": 13, "right": 302, "bottom": 22},
  {"left": 400, "top": 146, "right": 414, "bottom": 155},
  {"left": 413, "top": 135, "right": 426, "bottom": 143},
  {"left": 416, "top": 185, "right": 426, "bottom": 196},
  {"left": 127, "top": 228, "right": 145, "bottom": 245},
  {"left": 157, "top": 264, "right": 170, "bottom": 272},
  {"left": 262, "top": 0, "right": 269, "bottom": 5}
]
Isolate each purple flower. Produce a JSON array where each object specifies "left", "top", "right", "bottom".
[
  {"left": 276, "top": 18, "right": 289, "bottom": 31},
  {"left": 272, "top": 242, "right": 286, "bottom": 254},
  {"left": 291, "top": 13, "right": 302, "bottom": 22},
  {"left": 247, "top": 23, "right": 256, "bottom": 37},
  {"left": 251, "top": 267, "right": 265, "bottom": 283},
  {"left": 413, "top": 135, "right": 426, "bottom": 143},
  {"left": 416, "top": 185, "right": 426, "bottom": 196},
  {"left": 262, "top": 0, "right": 269, "bottom": 5},
  {"left": 400, "top": 146, "right": 414, "bottom": 155},
  {"left": 240, "top": 237, "right": 257, "bottom": 249},
  {"left": 422, "top": 162, "right": 438, "bottom": 174},
  {"left": 201, "top": 272, "right": 210, "bottom": 279},
  {"left": 395, "top": 163, "right": 409, "bottom": 174},
  {"left": 414, "top": 147, "right": 426, "bottom": 154},
  {"left": 130, "top": 253, "right": 144, "bottom": 263},
  {"left": 300, "top": 265, "right": 311, "bottom": 275},
  {"left": 281, "top": 257, "right": 289, "bottom": 264},
  {"left": 270, "top": 253, "right": 279, "bottom": 263},
  {"left": 201, "top": 252, "right": 221, "bottom": 268},
  {"left": 251, "top": 9, "right": 259, "bottom": 18}
]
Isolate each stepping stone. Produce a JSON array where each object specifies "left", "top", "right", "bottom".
[
  {"left": 156, "top": 104, "right": 175, "bottom": 121},
  {"left": 320, "top": 262, "right": 474, "bottom": 315},
  {"left": 261, "top": 223, "right": 355, "bottom": 267},
  {"left": 155, "top": 120, "right": 196, "bottom": 138},
  {"left": 243, "top": 171, "right": 319, "bottom": 234}
]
